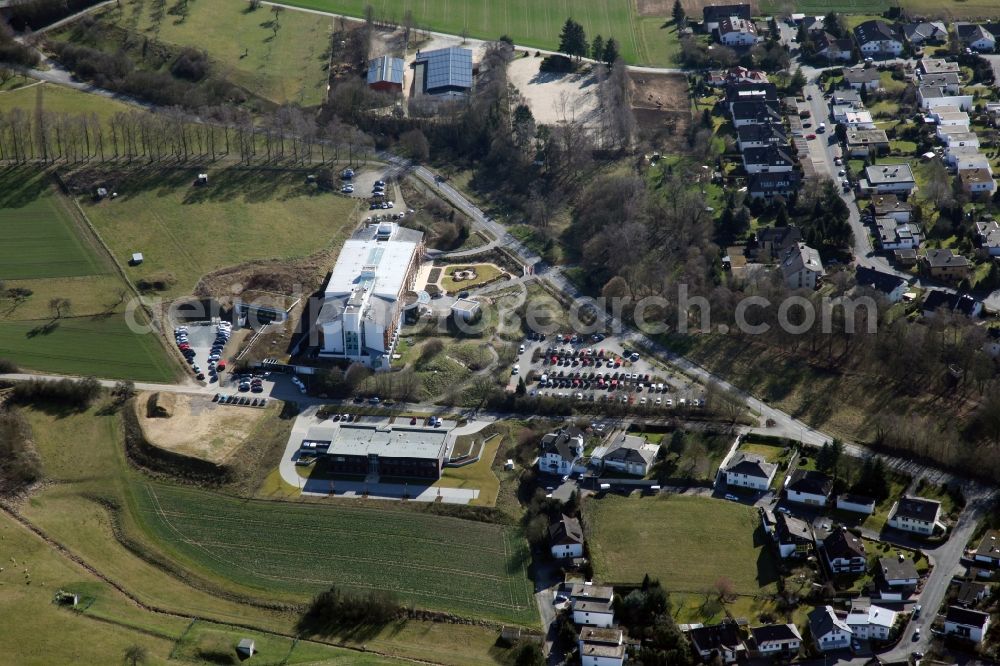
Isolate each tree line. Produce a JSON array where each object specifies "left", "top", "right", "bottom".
[{"left": 0, "top": 105, "right": 375, "bottom": 165}]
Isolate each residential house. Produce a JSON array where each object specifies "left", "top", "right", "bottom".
[
  {"left": 752, "top": 225, "right": 803, "bottom": 261},
  {"left": 366, "top": 56, "right": 405, "bottom": 92},
  {"left": 707, "top": 66, "right": 769, "bottom": 86},
  {"left": 870, "top": 194, "right": 912, "bottom": 222},
  {"left": 774, "top": 512, "right": 814, "bottom": 558},
  {"left": 785, "top": 469, "right": 833, "bottom": 506},
  {"left": 737, "top": 122, "right": 787, "bottom": 151},
  {"left": 974, "top": 530, "right": 1000, "bottom": 566},
  {"left": 843, "top": 110, "right": 876, "bottom": 129},
  {"left": 853, "top": 20, "right": 904, "bottom": 56},
  {"left": 944, "top": 144, "right": 983, "bottom": 167},
  {"left": 961, "top": 168, "right": 996, "bottom": 195},
  {"left": 846, "top": 599, "right": 898, "bottom": 641},
  {"left": 725, "top": 81, "right": 778, "bottom": 109},
  {"left": 887, "top": 495, "right": 942, "bottom": 535},
  {"left": 831, "top": 88, "right": 863, "bottom": 106},
  {"left": 569, "top": 584, "right": 616, "bottom": 627},
  {"left": 811, "top": 30, "right": 854, "bottom": 61},
  {"left": 876, "top": 555, "right": 919, "bottom": 600},
  {"left": 742, "top": 145, "right": 795, "bottom": 174},
  {"left": 876, "top": 218, "right": 922, "bottom": 252},
  {"left": 748, "top": 171, "right": 801, "bottom": 199},
  {"left": 731, "top": 100, "right": 782, "bottom": 127},
  {"left": 922, "top": 290, "right": 983, "bottom": 318},
  {"left": 538, "top": 427, "right": 585, "bottom": 476},
  {"left": 922, "top": 249, "right": 972, "bottom": 283},
  {"left": 749, "top": 624, "right": 801, "bottom": 658},
  {"left": 846, "top": 128, "right": 889, "bottom": 158},
  {"left": 809, "top": 605, "right": 853, "bottom": 652},
  {"left": 579, "top": 627, "right": 626, "bottom": 666},
  {"left": 904, "top": 21, "right": 948, "bottom": 45},
  {"left": 549, "top": 514, "right": 585, "bottom": 560},
  {"left": 921, "top": 72, "right": 962, "bottom": 94},
  {"left": 933, "top": 110, "right": 971, "bottom": 128},
  {"left": 723, "top": 452, "right": 777, "bottom": 490},
  {"left": 687, "top": 621, "right": 747, "bottom": 664},
  {"left": 855, "top": 266, "right": 908, "bottom": 303},
  {"left": 822, "top": 528, "right": 868, "bottom": 574},
  {"left": 781, "top": 242, "right": 824, "bottom": 290},
  {"left": 955, "top": 23, "right": 996, "bottom": 52},
  {"left": 894, "top": 248, "right": 918, "bottom": 266},
  {"left": 954, "top": 154, "right": 993, "bottom": 174},
  {"left": 593, "top": 433, "right": 661, "bottom": 477},
  {"left": 919, "top": 57, "right": 961, "bottom": 75},
  {"left": 944, "top": 606, "right": 991, "bottom": 643},
  {"left": 939, "top": 129, "right": 980, "bottom": 149},
  {"left": 919, "top": 85, "right": 974, "bottom": 111},
  {"left": 956, "top": 581, "right": 989, "bottom": 607},
  {"left": 864, "top": 164, "right": 916, "bottom": 195},
  {"left": 836, "top": 493, "right": 876, "bottom": 515},
  {"left": 844, "top": 66, "right": 883, "bottom": 91},
  {"left": 719, "top": 16, "right": 759, "bottom": 46},
  {"left": 703, "top": 3, "right": 752, "bottom": 33}
]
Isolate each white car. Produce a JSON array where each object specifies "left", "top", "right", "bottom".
[
  {"left": 511, "top": 364, "right": 520, "bottom": 375},
  {"left": 341, "top": 185, "right": 354, "bottom": 194}
]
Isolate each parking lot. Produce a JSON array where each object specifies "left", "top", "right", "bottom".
[
  {"left": 510, "top": 333, "right": 706, "bottom": 409},
  {"left": 173, "top": 320, "right": 232, "bottom": 385}
]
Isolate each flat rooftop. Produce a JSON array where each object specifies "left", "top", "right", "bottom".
[{"left": 319, "top": 423, "right": 449, "bottom": 460}]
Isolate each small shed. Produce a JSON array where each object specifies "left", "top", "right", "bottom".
[
  {"left": 130, "top": 252, "right": 144, "bottom": 266},
  {"left": 236, "top": 638, "right": 255, "bottom": 658}
]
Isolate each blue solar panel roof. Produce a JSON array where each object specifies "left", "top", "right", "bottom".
[
  {"left": 367, "top": 56, "right": 405, "bottom": 85},
  {"left": 416, "top": 47, "right": 473, "bottom": 92}
]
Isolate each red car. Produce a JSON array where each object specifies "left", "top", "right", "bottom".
[{"left": 806, "top": 133, "right": 817, "bottom": 140}]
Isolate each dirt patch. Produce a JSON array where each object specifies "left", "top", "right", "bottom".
[
  {"left": 629, "top": 72, "right": 692, "bottom": 151},
  {"left": 637, "top": 0, "right": 674, "bottom": 17},
  {"left": 507, "top": 56, "right": 600, "bottom": 127},
  {"left": 674, "top": 0, "right": 760, "bottom": 16},
  {"left": 135, "top": 391, "right": 272, "bottom": 464}
]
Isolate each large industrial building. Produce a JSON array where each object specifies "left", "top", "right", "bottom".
[
  {"left": 315, "top": 222, "right": 423, "bottom": 368},
  {"left": 301, "top": 422, "right": 449, "bottom": 479}
]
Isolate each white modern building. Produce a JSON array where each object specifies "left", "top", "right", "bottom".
[
  {"left": 846, "top": 600, "right": 897, "bottom": 641},
  {"left": 945, "top": 606, "right": 991, "bottom": 643},
  {"left": 315, "top": 223, "right": 423, "bottom": 368},
  {"left": 887, "top": 495, "right": 942, "bottom": 535},
  {"left": 723, "top": 452, "right": 777, "bottom": 490}
]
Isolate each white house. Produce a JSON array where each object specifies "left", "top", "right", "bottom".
[
  {"left": 842, "top": 110, "right": 876, "bottom": 130},
  {"left": 955, "top": 23, "right": 996, "bottom": 52},
  {"left": 846, "top": 600, "right": 897, "bottom": 641},
  {"left": 749, "top": 624, "right": 801, "bottom": 658},
  {"left": 774, "top": 513, "right": 814, "bottom": 558},
  {"left": 887, "top": 495, "right": 942, "bottom": 535},
  {"left": 853, "top": 20, "right": 903, "bottom": 56},
  {"left": 933, "top": 111, "right": 970, "bottom": 128},
  {"left": 903, "top": 21, "right": 947, "bottom": 46},
  {"left": 784, "top": 469, "right": 833, "bottom": 506},
  {"left": 593, "top": 433, "right": 661, "bottom": 477},
  {"left": 781, "top": 242, "right": 824, "bottom": 290},
  {"left": 821, "top": 528, "right": 868, "bottom": 574},
  {"left": 855, "top": 266, "right": 909, "bottom": 303},
  {"left": 703, "top": 3, "right": 752, "bottom": 33},
  {"left": 864, "top": 164, "right": 916, "bottom": 195},
  {"left": 960, "top": 168, "right": 996, "bottom": 195},
  {"left": 688, "top": 622, "right": 746, "bottom": 664},
  {"left": 719, "top": 16, "right": 760, "bottom": 46},
  {"left": 919, "top": 86, "right": 974, "bottom": 112},
  {"left": 955, "top": 154, "right": 994, "bottom": 175},
  {"left": 921, "top": 73, "right": 962, "bottom": 95},
  {"left": 723, "top": 452, "right": 777, "bottom": 491},
  {"left": 939, "top": 129, "right": 980, "bottom": 149},
  {"left": 570, "top": 584, "right": 616, "bottom": 628},
  {"left": 742, "top": 145, "right": 795, "bottom": 174},
  {"left": 809, "top": 605, "right": 852, "bottom": 652},
  {"left": 843, "top": 67, "right": 883, "bottom": 91},
  {"left": 974, "top": 530, "right": 1000, "bottom": 566},
  {"left": 870, "top": 194, "right": 912, "bottom": 222},
  {"left": 876, "top": 218, "right": 922, "bottom": 251},
  {"left": 876, "top": 555, "right": 919, "bottom": 600},
  {"left": 944, "top": 145, "right": 983, "bottom": 167},
  {"left": 549, "top": 514, "right": 584, "bottom": 560},
  {"left": 538, "top": 427, "right": 585, "bottom": 476},
  {"left": 944, "top": 606, "right": 991, "bottom": 643},
  {"left": 977, "top": 222, "right": 1000, "bottom": 257},
  {"left": 836, "top": 493, "right": 876, "bottom": 515},
  {"left": 579, "top": 627, "right": 626, "bottom": 666}
]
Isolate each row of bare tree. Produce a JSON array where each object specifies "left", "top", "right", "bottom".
[{"left": 0, "top": 103, "right": 376, "bottom": 165}]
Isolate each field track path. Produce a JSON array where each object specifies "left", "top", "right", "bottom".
[{"left": 0, "top": 501, "right": 476, "bottom": 665}]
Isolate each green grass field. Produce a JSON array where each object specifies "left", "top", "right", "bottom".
[
  {"left": 0, "top": 80, "right": 134, "bottom": 125},
  {"left": 280, "top": 0, "right": 663, "bottom": 65},
  {"left": 81, "top": 168, "right": 360, "bottom": 297},
  {"left": 0, "top": 175, "right": 102, "bottom": 280},
  {"left": 133, "top": 483, "right": 536, "bottom": 624},
  {"left": 0, "top": 170, "right": 178, "bottom": 381},
  {"left": 586, "top": 494, "right": 778, "bottom": 595},
  {"left": 92, "top": 0, "right": 331, "bottom": 106},
  {"left": 20, "top": 404, "right": 520, "bottom": 664}
]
